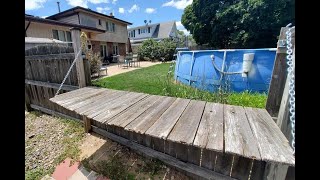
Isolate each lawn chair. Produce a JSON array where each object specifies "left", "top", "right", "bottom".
[
  {"left": 132, "top": 54, "right": 140, "bottom": 67},
  {"left": 118, "top": 55, "right": 129, "bottom": 69}
]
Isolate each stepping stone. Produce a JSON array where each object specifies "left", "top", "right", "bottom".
[{"left": 52, "top": 158, "right": 80, "bottom": 180}]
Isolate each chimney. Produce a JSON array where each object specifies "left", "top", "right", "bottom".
[
  {"left": 109, "top": 12, "right": 114, "bottom": 17},
  {"left": 57, "top": 1, "right": 61, "bottom": 13}
]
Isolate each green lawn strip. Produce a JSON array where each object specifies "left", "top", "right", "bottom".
[{"left": 93, "top": 63, "right": 267, "bottom": 108}]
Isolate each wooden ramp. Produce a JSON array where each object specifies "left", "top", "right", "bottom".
[{"left": 50, "top": 87, "right": 295, "bottom": 179}]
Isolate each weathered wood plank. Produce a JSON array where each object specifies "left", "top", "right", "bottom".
[
  {"left": 266, "top": 27, "right": 295, "bottom": 117},
  {"left": 67, "top": 90, "right": 114, "bottom": 111},
  {"left": 193, "top": 103, "right": 224, "bottom": 152},
  {"left": 107, "top": 95, "right": 162, "bottom": 127},
  {"left": 92, "top": 93, "right": 148, "bottom": 122},
  {"left": 167, "top": 100, "right": 206, "bottom": 145},
  {"left": 92, "top": 126, "right": 236, "bottom": 180},
  {"left": 71, "top": 28, "right": 86, "bottom": 88},
  {"left": 25, "top": 79, "right": 79, "bottom": 91},
  {"left": 264, "top": 163, "right": 288, "bottom": 180},
  {"left": 244, "top": 107, "right": 294, "bottom": 166},
  {"left": 75, "top": 90, "right": 127, "bottom": 115},
  {"left": 224, "top": 104, "right": 261, "bottom": 160},
  {"left": 83, "top": 115, "right": 91, "bottom": 133},
  {"left": 50, "top": 87, "right": 95, "bottom": 102},
  {"left": 124, "top": 96, "right": 176, "bottom": 134},
  {"left": 58, "top": 88, "right": 106, "bottom": 108},
  {"left": 52, "top": 87, "right": 101, "bottom": 104},
  {"left": 145, "top": 98, "right": 190, "bottom": 139}
]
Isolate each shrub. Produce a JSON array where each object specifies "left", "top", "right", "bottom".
[{"left": 138, "top": 38, "right": 176, "bottom": 61}]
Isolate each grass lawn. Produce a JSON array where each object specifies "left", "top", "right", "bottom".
[{"left": 92, "top": 63, "right": 267, "bottom": 108}]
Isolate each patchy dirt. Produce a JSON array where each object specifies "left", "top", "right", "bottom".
[
  {"left": 26, "top": 110, "right": 189, "bottom": 180},
  {"left": 79, "top": 132, "right": 190, "bottom": 180},
  {"left": 25, "top": 111, "right": 85, "bottom": 180}
]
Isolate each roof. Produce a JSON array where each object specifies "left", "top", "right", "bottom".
[
  {"left": 128, "top": 21, "right": 176, "bottom": 39},
  {"left": 25, "top": 15, "right": 105, "bottom": 33},
  {"left": 46, "top": 6, "right": 132, "bottom": 25},
  {"left": 25, "top": 37, "right": 66, "bottom": 44}
]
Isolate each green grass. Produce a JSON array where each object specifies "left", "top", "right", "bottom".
[{"left": 93, "top": 63, "right": 267, "bottom": 108}]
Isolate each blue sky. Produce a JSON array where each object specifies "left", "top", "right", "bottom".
[{"left": 25, "top": 0, "right": 192, "bottom": 35}]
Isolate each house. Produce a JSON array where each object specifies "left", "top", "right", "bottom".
[
  {"left": 127, "top": 21, "right": 178, "bottom": 52},
  {"left": 25, "top": 6, "right": 132, "bottom": 58}
]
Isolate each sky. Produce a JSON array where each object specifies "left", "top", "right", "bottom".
[{"left": 25, "top": 0, "right": 192, "bottom": 35}]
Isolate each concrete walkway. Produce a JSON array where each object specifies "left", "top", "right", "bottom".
[{"left": 93, "top": 61, "right": 162, "bottom": 80}]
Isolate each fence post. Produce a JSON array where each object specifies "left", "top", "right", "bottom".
[
  {"left": 71, "top": 27, "right": 86, "bottom": 88},
  {"left": 82, "top": 115, "right": 91, "bottom": 133},
  {"left": 25, "top": 86, "right": 32, "bottom": 112}
]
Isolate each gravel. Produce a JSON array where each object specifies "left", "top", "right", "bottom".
[{"left": 25, "top": 111, "right": 80, "bottom": 172}]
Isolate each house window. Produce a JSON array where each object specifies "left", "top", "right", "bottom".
[
  {"left": 98, "top": 19, "right": 101, "bottom": 25},
  {"left": 113, "top": 43, "right": 118, "bottom": 55},
  {"left": 106, "top": 21, "right": 116, "bottom": 32},
  {"left": 52, "top": 29, "right": 73, "bottom": 46},
  {"left": 100, "top": 45, "right": 107, "bottom": 57},
  {"left": 52, "top": 30, "right": 59, "bottom": 40},
  {"left": 148, "top": 27, "right": 151, "bottom": 33},
  {"left": 138, "top": 29, "right": 140, "bottom": 34}
]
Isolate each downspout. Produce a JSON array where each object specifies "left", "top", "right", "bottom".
[
  {"left": 25, "top": 21, "right": 31, "bottom": 37},
  {"left": 77, "top": 12, "right": 81, "bottom": 24}
]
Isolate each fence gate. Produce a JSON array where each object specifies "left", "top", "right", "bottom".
[{"left": 25, "top": 44, "right": 91, "bottom": 119}]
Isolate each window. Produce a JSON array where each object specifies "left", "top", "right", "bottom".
[
  {"left": 106, "top": 21, "right": 116, "bottom": 32},
  {"left": 98, "top": 19, "right": 101, "bottom": 25},
  {"left": 148, "top": 27, "right": 151, "bottom": 33},
  {"left": 52, "top": 30, "right": 59, "bottom": 40},
  {"left": 138, "top": 29, "right": 140, "bottom": 34},
  {"left": 52, "top": 29, "right": 72, "bottom": 46}
]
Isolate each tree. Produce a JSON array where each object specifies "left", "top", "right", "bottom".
[{"left": 181, "top": 0, "right": 295, "bottom": 48}]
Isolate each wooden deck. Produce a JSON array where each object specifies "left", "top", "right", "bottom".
[{"left": 50, "top": 87, "right": 295, "bottom": 179}]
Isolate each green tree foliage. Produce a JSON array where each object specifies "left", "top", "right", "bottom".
[
  {"left": 181, "top": 0, "right": 295, "bottom": 48},
  {"left": 138, "top": 38, "right": 177, "bottom": 61}
]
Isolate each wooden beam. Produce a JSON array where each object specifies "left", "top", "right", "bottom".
[
  {"left": 266, "top": 27, "right": 294, "bottom": 117},
  {"left": 30, "top": 104, "right": 81, "bottom": 122},
  {"left": 71, "top": 28, "right": 86, "bottom": 88},
  {"left": 25, "top": 79, "right": 79, "bottom": 91},
  {"left": 91, "top": 126, "right": 235, "bottom": 180},
  {"left": 83, "top": 115, "right": 91, "bottom": 133}
]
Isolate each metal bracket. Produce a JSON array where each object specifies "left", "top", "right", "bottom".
[{"left": 278, "top": 40, "right": 286, "bottom": 47}]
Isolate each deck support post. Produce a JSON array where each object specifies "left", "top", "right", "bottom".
[{"left": 83, "top": 115, "right": 91, "bottom": 133}]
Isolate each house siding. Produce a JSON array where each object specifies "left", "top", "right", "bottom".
[
  {"left": 128, "top": 24, "right": 158, "bottom": 40},
  {"left": 91, "top": 41, "right": 100, "bottom": 55},
  {"left": 26, "top": 22, "right": 71, "bottom": 39},
  {"left": 118, "top": 43, "right": 126, "bottom": 56},
  {"left": 58, "top": 15, "right": 80, "bottom": 24},
  {"left": 78, "top": 12, "right": 129, "bottom": 44}
]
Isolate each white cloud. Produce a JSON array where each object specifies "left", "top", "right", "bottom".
[
  {"left": 128, "top": 4, "right": 139, "bottom": 13},
  {"left": 41, "top": 16, "right": 48, "bottom": 18},
  {"left": 112, "top": 0, "right": 117, "bottom": 4},
  {"left": 118, "top": 8, "right": 125, "bottom": 14},
  {"left": 145, "top": 8, "right": 156, "bottom": 14},
  {"left": 25, "top": 0, "right": 47, "bottom": 10},
  {"left": 162, "top": 0, "right": 193, "bottom": 10},
  {"left": 88, "top": 0, "right": 109, "bottom": 4},
  {"left": 96, "top": 6, "right": 111, "bottom": 14},
  {"left": 180, "top": 29, "right": 190, "bottom": 35},
  {"left": 176, "top": 21, "right": 190, "bottom": 35},
  {"left": 66, "top": 0, "right": 88, "bottom": 8}
]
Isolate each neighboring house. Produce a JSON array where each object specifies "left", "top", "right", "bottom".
[
  {"left": 25, "top": 6, "right": 132, "bottom": 58},
  {"left": 127, "top": 21, "right": 178, "bottom": 52}
]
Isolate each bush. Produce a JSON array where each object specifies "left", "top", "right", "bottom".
[
  {"left": 138, "top": 38, "right": 176, "bottom": 61},
  {"left": 87, "top": 51, "right": 102, "bottom": 75}
]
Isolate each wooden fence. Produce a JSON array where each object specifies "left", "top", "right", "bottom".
[
  {"left": 265, "top": 26, "right": 295, "bottom": 180},
  {"left": 25, "top": 43, "right": 91, "bottom": 119}
]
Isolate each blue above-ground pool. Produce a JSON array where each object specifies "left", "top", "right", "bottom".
[{"left": 174, "top": 49, "right": 276, "bottom": 93}]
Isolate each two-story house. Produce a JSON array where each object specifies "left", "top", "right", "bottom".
[
  {"left": 25, "top": 6, "right": 132, "bottom": 58},
  {"left": 127, "top": 21, "right": 178, "bottom": 52}
]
